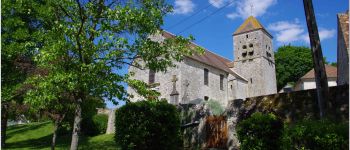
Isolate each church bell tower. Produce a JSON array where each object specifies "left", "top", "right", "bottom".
[{"left": 233, "top": 16, "right": 277, "bottom": 97}]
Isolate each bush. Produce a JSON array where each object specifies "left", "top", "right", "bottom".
[
  {"left": 237, "top": 112, "right": 284, "bottom": 150},
  {"left": 115, "top": 100, "right": 181, "bottom": 150},
  {"left": 81, "top": 114, "right": 108, "bottom": 136},
  {"left": 285, "top": 119, "right": 349, "bottom": 150},
  {"left": 205, "top": 99, "right": 224, "bottom": 115}
]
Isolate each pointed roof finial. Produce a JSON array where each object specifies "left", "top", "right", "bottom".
[{"left": 250, "top": 3, "right": 253, "bottom": 16}]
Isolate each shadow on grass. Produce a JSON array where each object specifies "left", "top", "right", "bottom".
[
  {"left": 5, "top": 134, "right": 71, "bottom": 149},
  {"left": 6, "top": 122, "right": 51, "bottom": 140}
]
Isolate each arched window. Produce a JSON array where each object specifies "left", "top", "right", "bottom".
[{"left": 242, "top": 52, "right": 247, "bottom": 57}]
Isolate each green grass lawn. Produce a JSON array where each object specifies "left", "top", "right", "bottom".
[{"left": 4, "top": 122, "right": 119, "bottom": 150}]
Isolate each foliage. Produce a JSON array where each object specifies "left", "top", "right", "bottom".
[
  {"left": 5, "top": 121, "right": 120, "bottom": 149},
  {"left": 82, "top": 114, "right": 109, "bottom": 136},
  {"left": 204, "top": 99, "right": 224, "bottom": 116},
  {"left": 18, "top": 0, "right": 202, "bottom": 148},
  {"left": 275, "top": 45, "right": 313, "bottom": 91},
  {"left": 236, "top": 112, "right": 284, "bottom": 150},
  {"left": 115, "top": 100, "right": 181, "bottom": 150},
  {"left": 284, "top": 119, "right": 349, "bottom": 150}
]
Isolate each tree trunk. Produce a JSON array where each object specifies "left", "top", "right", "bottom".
[
  {"left": 302, "top": 0, "right": 330, "bottom": 118},
  {"left": 70, "top": 99, "right": 82, "bottom": 150},
  {"left": 51, "top": 120, "right": 59, "bottom": 150},
  {"left": 1, "top": 103, "right": 8, "bottom": 148}
]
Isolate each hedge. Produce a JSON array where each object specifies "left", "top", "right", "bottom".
[{"left": 115, "top": 100, "right": 181, "bottom": 150}]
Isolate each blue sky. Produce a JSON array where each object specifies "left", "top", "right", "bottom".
[
  {"left": 163, "top": 0, "right": 348, "bottom": 62},
  {"left": 106, "top": 0, "right": 348, "bottom": 108}
]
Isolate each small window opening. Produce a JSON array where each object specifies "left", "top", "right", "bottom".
[
  {"left": 231, "top": 85, "right": 233, "bottom": 89},
  {"left": 249, "top": 51, "right": 254, "bottom": 56},
  {"left": 249, "top": 43, "right": 253, "bottom": 48},
  {"left": 250, "top": 78, "right": 253, "bottom": 83},
  {"left": 204, "top": 68, "right": 209, "bottom": 85},
  {"left": 149, "top": 69, "right": 155, "bottom": 84},
  {"left": 220, "top": 74, "right": 224, "bottom": 90},
  {"left": 204, "top": 96, "right": 209, "bottom": 101},
  {"left": 242, "top": 52, "right": 247, "bottom": 57},
  {"left": 242, "top": 45, "right": 247, "bottom": 49},
  {"left": 266, "top": 52, "right": 271, "bottom": 57},
  {"left": 246, "top": 34, "right": 248, "bottom": 38}
]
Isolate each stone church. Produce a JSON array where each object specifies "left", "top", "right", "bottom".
[{"left": 128, "top": 16, "right": 277, "bottom": 106}]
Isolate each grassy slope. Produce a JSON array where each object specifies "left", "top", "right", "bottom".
[{"left": 4, "top": 122, "right": 119, "bottom": 150}]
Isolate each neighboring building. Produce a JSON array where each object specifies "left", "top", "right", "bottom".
[
  {"left": 127, "top": 16, "right": 277, "bottom": 106},
  {"left": 337, "top": 10, "right": 349, "bottom": 85},
  {"left": 294, "top": 65, "right": 337, "bottom": 91},
  {"left": 278, "top": 83, "right": 294, "bottom": 93}
]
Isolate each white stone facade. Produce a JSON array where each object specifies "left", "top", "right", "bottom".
[
  {"left": 127, "top": 16, "right": 277, "bottom": 106},
  {"left": 233, "top": 30, "right": 277, "bottom": 98}
]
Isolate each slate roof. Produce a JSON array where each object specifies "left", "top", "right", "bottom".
[
  {"left": 301, "top": 65, "right": 337, "bottom": 79},
  {"left": 233, "top": 16, "right": 272, "bottom": 37},
  {"left": 162, "top": 31, "right": 247, "bottom": 81}
]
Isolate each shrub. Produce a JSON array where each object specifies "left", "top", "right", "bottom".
[
  {"left": 115, "top": 100, "right": 181, "bottom": 150},
  {"left": 205, "top": 99, "right": 224, "bottom": 115},
  {"left": 285, "top": 119, "right": 349, "bottom": 150},
  {"left": 236, "top": 112, "right": 284, "bottom": 150},
  {"left": 81, "top": 114, "right": 108, "bottom": 136}
]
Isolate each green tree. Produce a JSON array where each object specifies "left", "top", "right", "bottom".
[
  {"left": 22, "top": 0, "right": 203, "bottom": 150},
  {"left": 1, "top": 0, "right": 46, "bottom": 147},
  {"left": 275, "top": 45, "right": 313, "bottom": 91}
]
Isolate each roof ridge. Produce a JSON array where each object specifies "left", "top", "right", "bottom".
[{"left": 162, "top": 30, "right": 232, "bottom": 62}]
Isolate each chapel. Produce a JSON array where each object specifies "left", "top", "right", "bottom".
[{"left": 127, "top": 16, "right": 277, "bottom": 106}]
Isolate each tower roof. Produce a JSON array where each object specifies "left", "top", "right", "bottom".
[{"left": 233, "top": 16, "right": 272, "bottom": 37}]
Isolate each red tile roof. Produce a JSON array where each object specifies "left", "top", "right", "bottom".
[{"left": 301, "top": 65, "right": 337, "bottom": 79}]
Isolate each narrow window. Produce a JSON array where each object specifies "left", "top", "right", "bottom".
[
  {"left": 220, "top": 74, "right": 224, "bottom": 90},
  {"left": 250, "top": 78, "right": 253, "bottom": 84},
  {"left": 204, "top": 68, "right": 209, "bottom": 85},
  {"left": 231, "top": 85, "right": 233, "bottom": 89},
  {"left": 246, "top": 34, "right": 248, "bottom": 38},
  {"left": 149, "top": 69, "right": 155, "bottom": 84}
]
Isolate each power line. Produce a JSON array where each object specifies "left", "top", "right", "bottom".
[
  {"left": 167, "top": 3, "right": 213, "bottom": 30},
  {"left": 177, "top": 0, "right": 234, "bottom": 34}
]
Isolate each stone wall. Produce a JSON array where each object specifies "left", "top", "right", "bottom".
[
  {"left": 225, "top": 84, "right": 349, "bottom": 150},
  {"left": 180, "top": 58, "right": 229, "bottom": 106},
  {"left": 97, "top": 108, "right": 116, "bottom": 134},
  {"left": 179, "top": 85, "right": 348, "bottom": 150},
  {"left": 128, "top": 57, "right": 230, "bottom": 106},
  {"left": 337, "top": 11, "right": 349, "bottom": 85}
]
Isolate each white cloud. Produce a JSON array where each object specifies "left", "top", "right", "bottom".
[
  {"left": 319, "top": 28, "right": 336, "bottom": 41},
  {"left": 209, "top": 0, "right": 225, "bottom": 8},
  {"left": 173, "top": 0, "right": 195, "bottom": 15},
  {"left": 226, "top": 0, "right": 277, "bottom": 20},
  {"left": 226, "top": 12, "right": 239, "bottom": 19},
  {"left": 267, "top": 19, "right": 336, "bottom": 44}
]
